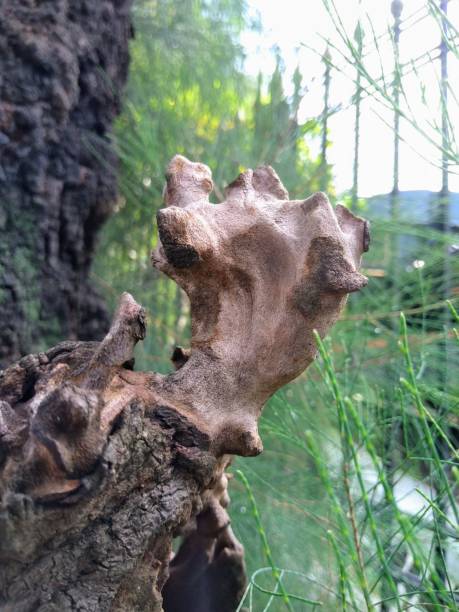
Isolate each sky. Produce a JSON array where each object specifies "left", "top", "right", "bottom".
[{"left": 241, "top": 0, "right": 459, "bottom": 197}]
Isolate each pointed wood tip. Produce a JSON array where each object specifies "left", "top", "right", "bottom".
[
  {"left": 225, "top": 165, "right": 288, "bottom": 201},
  {"left": 163, "top": 155, "right": 213, "bottom": 208}
]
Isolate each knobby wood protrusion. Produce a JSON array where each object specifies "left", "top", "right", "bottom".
[
  {"left": 0, "top": 156, "right": 369, "bottom": 611},
  {"left": 152, "top": 155, "right": 369, "bottom": 457}
]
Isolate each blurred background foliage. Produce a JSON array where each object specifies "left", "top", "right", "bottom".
[{"left": 93, "top": 0, "right": 459, "bottom": 609}]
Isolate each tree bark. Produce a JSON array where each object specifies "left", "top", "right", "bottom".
[
  {"left": 0, "top": 0, "right": 133, "bottom": 367},
  {"left": 0, "top": 156, "right": 369, "bottom": 610}
]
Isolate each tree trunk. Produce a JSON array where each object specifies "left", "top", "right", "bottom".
[
  {"left": 0, "top": 156, "right": 369, "bottom": 610},
  {"left": 0, "top": 0, "right": 133, "bottom": 367}
]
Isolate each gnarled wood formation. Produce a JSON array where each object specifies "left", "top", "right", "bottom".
[
  {"left": 0, "top": 156, "right": 369, "bottom": 611},
  {"left": 152, "top": 155, "right": 369, "bottom": 456}
]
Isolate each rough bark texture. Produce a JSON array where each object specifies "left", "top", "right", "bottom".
[
  {"left": 0, "top": 295, "right": 245, "bottom": 612},
  {"left": 0, "top": 0, "right": 133, "bottom": 367},
  {"left": 0, "top": 157, "right": 370, "bottom": 611}
]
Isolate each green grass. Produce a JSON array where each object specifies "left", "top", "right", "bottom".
[{"left": 230, "top": 290, "right": 459, "bottom": 610}]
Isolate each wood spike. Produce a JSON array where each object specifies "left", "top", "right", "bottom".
[
  {"left": 252, "top": 165, "right": 289, "bottom": 199},
  {"left": 224, "top": 165, "right": 288, "bottom": 201},
  {"left": 163, "top": 155, "right": 213, "bottom": 208},
  {"left": 84, "top": 291, "right": 145, "bottom": 390}
]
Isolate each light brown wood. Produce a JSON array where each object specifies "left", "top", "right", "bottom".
[{"left": 152, "top": 155, "right": 369, "bottom": 456}]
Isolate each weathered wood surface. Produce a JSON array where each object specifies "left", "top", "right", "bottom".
[{"left": 0, "top": 157, "right": 369, "bottom": 611}]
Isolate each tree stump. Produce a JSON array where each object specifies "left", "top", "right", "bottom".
[{"left": 0, "top": 156, "right": 369, "bottom": 611}]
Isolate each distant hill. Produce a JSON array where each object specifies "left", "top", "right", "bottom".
[{"left": 366, "top": 190, "right": 459, "bottom": 229}]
